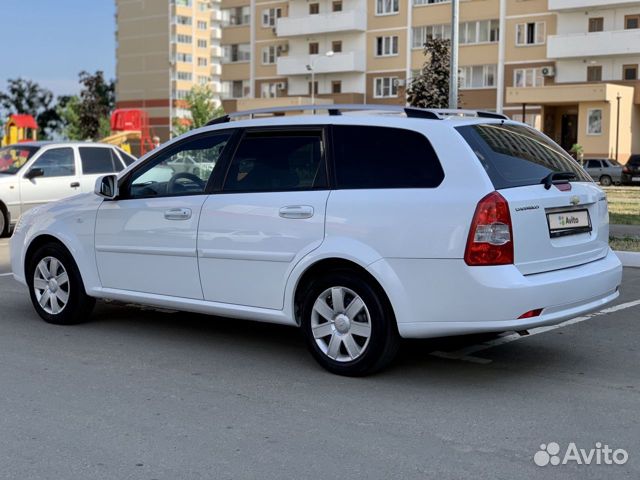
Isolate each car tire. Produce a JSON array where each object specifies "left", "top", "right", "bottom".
[
  {"left": 599, "top": 175, "right": 612, "bottom": 187},
  {"left": 300, "top": 270, "right": 400, "bottom": 376},
  {"left": 0, "top": 205, "right": 8, "bottom": 238},
  {"left": 26, "top": 242, "right": 95, "bottom": 325}
]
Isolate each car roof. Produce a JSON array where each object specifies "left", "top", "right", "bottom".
[{"left": 10, "top": 141, "right": 116, "bottom": 148}]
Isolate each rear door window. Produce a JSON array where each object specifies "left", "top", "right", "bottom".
[
  {"left": 223, "top": 130, "right": 326, "bottom": 192},
  {"left": 456, "top": 123, "right": 591, "bottom": 190},
  {"left": 30, "top": 148, "right": 76, "bottom": 177},
  {"left": 331, "top": 125, "right": 444, "bottom": 189},
  {"left": 79, "top": 147, "right": 123, "bottom": 174}
]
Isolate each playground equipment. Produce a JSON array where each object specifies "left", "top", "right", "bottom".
[
  {"left": 101, "top": 109, "right": 155, "bottom": 156},
  {"left": 1, "top": 114, "right": 38, "bottom": 146}
]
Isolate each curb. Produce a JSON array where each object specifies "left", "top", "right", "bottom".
[{"left": 614, "top": 250, "right": 640, "bottom": 268}]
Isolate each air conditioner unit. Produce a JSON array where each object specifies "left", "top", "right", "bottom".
[
  {"left": 541, "top": 66, "right": 555, "bottom": 77},
  {"left": 393, "top": 79, "right": 406, "bottom": 87},
  {"left": 276, "top": 82, "right": 287, "bottom": 90},
  {"left": 279, "top": 44, "right": 289, "bottom": 53}
]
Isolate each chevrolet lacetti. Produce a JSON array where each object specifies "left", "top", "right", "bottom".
[{"left": 10, "top": 105, "right": 623, "bottom": 376}]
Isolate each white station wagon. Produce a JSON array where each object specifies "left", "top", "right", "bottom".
[
  {"left": 0, "top": 141, "right": 136, "bottom": 237},
  {"left": 10, "top": 105, "right": 623, "bottom": 375}
]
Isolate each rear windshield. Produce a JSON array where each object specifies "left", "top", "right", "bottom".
[
  {"left": 456, "top": 123, "right": 591, "bottom": 189},
  {"left": 0, "top": 145, "right": 40, "bottom": 174}
]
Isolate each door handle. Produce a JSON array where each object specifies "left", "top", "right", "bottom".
[
  {"left": 164, "top": 208, "right": 192, "bottom": 220},
  {"left": 70, "top": 182, "right": 80, "bottom": 188},
  {"left": 279, "top": 205, "right": 314, "bottom": 219}
]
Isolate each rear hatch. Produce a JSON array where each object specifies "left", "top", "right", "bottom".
[{"left": 457, "top": 123, "right": 609, "bottom": 275}]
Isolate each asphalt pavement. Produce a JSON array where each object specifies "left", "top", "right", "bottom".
[{"left": 0, "top": 237, "right": 639, "bottom": 480}]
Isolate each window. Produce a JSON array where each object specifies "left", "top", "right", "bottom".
[
  {"left": 309, "top": 42, "right": 319, "bottom": 55},
  {"left": 79, "top": 148, "right": 123, "bottom": 174},
  {"left": 223, "top": 44, "right": 251, "bottom": 63},
  {"left": 176, "top": 34, "right": 192, "bottom": 44},
  {"left": 332, "top": 81, "right": 342, "bottom": 94},
  {"left": 412, "top": 24, "right": 451, "bottom": 48},
  {"left": 197, "top": 39, "right": 208, "bottom": 48},
  {"left": 172, "top": 0, "right": 191, "bottom": 6},
  {"left": 197, "top": 57, "right": 208, "bottom": 66},
  {"left": 260, "top": 82, "right": 280, "bottom": 98},
  {"left": 223, "top": 131, "right": 326, "bottom": 193},
  {"left": 588, "top": 17, "right": 603, "bottom": 32},
  {"left": 198, "top": 75, "right": 210, "bottom": 85},
  {"left": 176, "top": 52, "right": 192, "bottom": 63},
  {"left": 119, "top": 150, "right": 137, "bottom": 166},
  {"left": 262, "top": 45, "right": 280, "bottom": 64},
  {"left": 221, "top": 6, "right": 250, "bottom": 26},
  {"left": 587, "top": 109, "right": 603, "bottom": 135},
  {"left": 197, "top": 1, "right": 207, "bottom": 11},
  {"left": 623, "top": 64, "right": 638, "bottom": 81},
  {"left": 176, "top": 16, "right": 192, "bottom": 25},
  {"left": 460, "top": 65, "right": 496, "bottom": 88},
  {"left": 333, "top": 126, "right": 444, "bottom": 189},
  {"left": 333, "top": 1, "right": 343, "bottom": 11},
  {"left": 459, "top": 20, "right": 499, "bottom": 44},
  {"left": 262, "top": 8, "right": 282, "bottom": 27},
  {"left": 174, "top": 89, "right": 190, "bottom": 99},
  {"left": 308, "top": 81, "right": 318, "bottom": 95},
  {"left": 586, "top": 160, "right": 602, "bottom": 169},
  {"left": 587, "top": 65, "right": 602, "bottom": 82},
  {"left": 332, "top": 40, "right": 342, "bottom": 53},
  {"left": 374, "top": 77, "right": 398, "bottom": 98},
  {"left": 176, "top": 71, "right": 192, "bottom": 81},
  {"left": 376, "top": 35, "right": 399, "bottom": 56},
  {"left": 221, "top": 80, "right": 251, "bottom": 99},
  {"left": 413, "top": 0, "right": 449, "bottom": 4},
  {"left": 516, "top": 22, "right": 545, "bottom": 45},
  {"left": 625, "top": 14, "right": 639, "bottom": 29},
  {"left": 376, "top": 0, "right": 399, "bottom": 14},
  {"left": 511, "top": 113, "right": 541, "bottom": 129},
  {"left": 30, "top": 148, "right": 75, "bottom": 177},
  {"left": 456, "top": 124, "right": 591, "bottom": 190},
  {"left": 513, "top": 68, "right": 544, "bottom": 88},
  {"left": 197, "top": 20, "right": 207, "bottom": 29},
  {"left": 129, "top": 134, "right": 231, "bottom": 199},
  {"left": 309, "top": 3, "right": 319, "bottom": 14}
]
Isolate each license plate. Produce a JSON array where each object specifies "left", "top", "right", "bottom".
[
  {"left": 632, "top": 176, "right": 640, "bottom": 182},
  {"left": 547, "top": 209, "right": 591, "bottom": 237}
]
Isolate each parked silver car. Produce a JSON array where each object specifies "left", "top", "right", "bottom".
[{"left": 581, "top": 158, "right": 622, "bottom": 186}]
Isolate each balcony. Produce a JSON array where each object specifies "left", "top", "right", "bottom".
[
  {"left": 548, "top": 29, "right": 640, "bottom": 58},
  {"left": 277, "top": 52, "right": 365, "bottom": 76},
  {"left": 276, "top": 10, "right": 366, "bottom": 37},
  {"left": 549, "top": 0, "right": 640, "bottom": 10}
]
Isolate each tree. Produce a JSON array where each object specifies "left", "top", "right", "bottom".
[
  {"left": 173, "top": 85, "right": 224, "bottom": 136},
  {"left": 407, "top": 38, "right": 459, "bottom": 109},
  {"left": 0, "top": 78, "right": 61, "bottom": 138},
  {"left": 56, "top": 71, "right": 115, "bottom": 141}
]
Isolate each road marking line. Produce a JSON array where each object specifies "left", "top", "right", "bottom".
[{"left": 431, "top": 298, "right": 640, "bottom": 363}]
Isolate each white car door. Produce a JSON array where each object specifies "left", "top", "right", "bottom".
[
  {"left": 19, "top": 146, "right": 81, "bottom": 214},
  {"left": 198, "top": 127, "right": 330, "bottom": 310},
  {"left": 77, "top": 146, "right": 125, "bottom": 193},
  {"left": 94, "top": 131, "right": 232, "bottom": 299}
]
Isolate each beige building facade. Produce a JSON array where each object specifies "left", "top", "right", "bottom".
[
  {"left": 114, "top": 0, "right": 640, "bottom": 159},
  {"left": 116, "top": 0, "right": 223, "bottom": 141}
]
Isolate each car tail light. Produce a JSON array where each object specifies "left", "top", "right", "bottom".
[
  {"left": 464, "top": 191, "right": 514, "bottom": 266},
  {"left": 623, "top": 166, "right": 630, "bottom": 173},
  {"left": 518, "top": 308, "right": 543, "bottom": 319}
]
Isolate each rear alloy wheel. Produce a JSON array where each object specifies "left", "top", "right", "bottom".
[
  {"left": 301, "top": 271, "right": 399, "bottom": 376},
  {"left": 599, "top": 175, "right": 612, "bottom": 187},
  {"left": 0, "top": 208, "right": 8, "bottom": 238},
  {"left": 27, "top": 243, "right": 95, "bottom": 325}
]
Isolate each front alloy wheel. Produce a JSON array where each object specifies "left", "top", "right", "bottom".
[{"left": 33, "top": 256, "right": 70, "bottom": 314}]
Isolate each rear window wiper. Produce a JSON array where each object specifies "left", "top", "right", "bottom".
[{"left": 541, "top": 171, "right": 576, "bottom": 190}]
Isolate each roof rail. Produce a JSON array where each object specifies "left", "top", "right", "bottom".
[{"left": 205, "top": 104, "right": 507, "bottom": 126}]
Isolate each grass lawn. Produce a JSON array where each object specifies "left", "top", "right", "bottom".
[
  {"left": 609, "top": 236, "right": 640, "bottom": 252},
  {"left": 602, "top": 186, "right": 640, "bottom": 225}
]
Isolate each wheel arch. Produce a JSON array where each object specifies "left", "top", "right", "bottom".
[{"left": 291, "top": 257, "right": 397, "bottom": 328}]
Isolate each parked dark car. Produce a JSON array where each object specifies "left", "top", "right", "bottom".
[
  {"left": 621, "top": 154, "right": 640, "bottom": 185},
  {"left": 581, "top": 158, "right": 622, "bottom": 186}
]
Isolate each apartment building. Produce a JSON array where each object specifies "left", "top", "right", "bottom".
[
  {"left": 217, "top": 0, "right": 639, "bottom": 160},
  {"left": 115, "top": 0, "right": 223, "bottom": 141}
]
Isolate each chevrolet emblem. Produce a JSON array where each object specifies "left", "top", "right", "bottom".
[{"left": 570, "top": 196, "right": 580, "bottom": 206}]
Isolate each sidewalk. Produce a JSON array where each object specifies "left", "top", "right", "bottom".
[{"left": 610, "top": 224, "right": 640, "bottom": 238}]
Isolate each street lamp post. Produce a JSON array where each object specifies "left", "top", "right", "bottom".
[
  {"left": 449, "top": 0, "right": 460, "bottom": 109},
  {"left": 306, "top": 51, "right": 334, "bottom": 105},
  {"left": 616, "top": 93, "right": 621, "bottom": 162}
]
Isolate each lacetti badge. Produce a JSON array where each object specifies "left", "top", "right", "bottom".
[
  {"left": 515, "top": 205, "right": 539, "bottom": 212},
  {"left": 570, "top": 196, "right": 580, "bottom": 206}
]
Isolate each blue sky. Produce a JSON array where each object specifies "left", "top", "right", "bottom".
[{"left": 1, "top": 0, "right": 116, "bottom": 97}]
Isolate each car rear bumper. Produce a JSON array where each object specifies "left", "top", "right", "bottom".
[
  {"left": 368, "top": 249, "right": 623, "bottom": 339},
  {"left": 621, "top": 173, "right": 640, "bottom": 183}
]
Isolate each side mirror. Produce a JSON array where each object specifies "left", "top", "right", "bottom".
[
  {"left": 95, "top": 174, "right": 119, "bottom": 199},
  {"left": 25, "top": 167, "right": 44, "bottom": 180}
]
